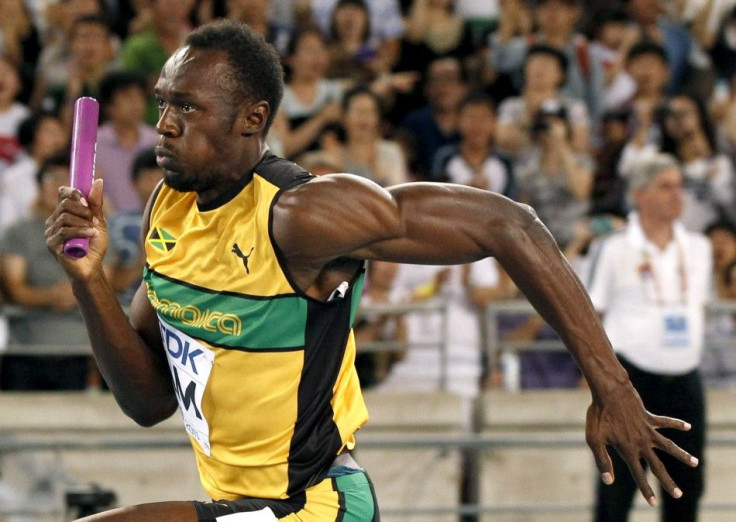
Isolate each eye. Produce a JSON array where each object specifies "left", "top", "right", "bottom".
[
  {"left": 155, "top": 97, "right": 166, "bottom": 110},
  {"left": 182, "top": 103, "right": 196, "bottom": 114}
]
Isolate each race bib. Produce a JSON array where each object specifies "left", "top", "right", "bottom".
[
  {"left": 159, "top": 319, "right": 215, "bottom": 455},
  {"left": 662, "top": 308, "right": 690, "bottom": 349},
  {"left": 217, "top": 508, "right": 278, "bottom": 521}
]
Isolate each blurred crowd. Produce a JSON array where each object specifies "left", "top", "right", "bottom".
[{"left": 0, "top": 0, "right": 736, "bottom": 398}]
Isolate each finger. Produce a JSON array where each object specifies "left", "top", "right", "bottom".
[
  {"left": 622, "top": 451, "right": 657, "bottom": 507},
  {"left": 646, "top": 450, "right": 683, "bottom": 500},
  {"left": 88, "top": 178, "right": 105, "bottom": 218},
  {"left": 649, "top": 413, "right": 692, "bottom": 432},
  {"left": 589, "top": 442, "right": 615, "bottom": 485},
  {"left": 47, "top": 224, "right": 99, "bottom": 255},
  {"left": 654, "top": 432, "right": 699, "bottom": 468},
  {"left": 54, "top": 190, "right": 94, "bottom": 221},
  {"left": 58, "top": 185, "right": 87, "bottom": 205}
]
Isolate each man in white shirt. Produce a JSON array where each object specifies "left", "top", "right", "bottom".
[{"left": 587, "top": 153, "right": 712, "bottom": 522}]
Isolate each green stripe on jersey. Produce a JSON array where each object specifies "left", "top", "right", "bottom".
[{"left": 144, "top": 269, "right": 307, "bottom": 349}]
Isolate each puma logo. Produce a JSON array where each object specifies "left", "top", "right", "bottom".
[{"left": 231, "top": 243, "right": 255, "bottom": 274}]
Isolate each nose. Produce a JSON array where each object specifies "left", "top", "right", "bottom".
[{"left": 156, "top": 105, "right": 180, "bottom": 137}]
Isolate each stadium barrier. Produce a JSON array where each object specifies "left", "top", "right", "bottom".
[{"left": 0, "top": 301, "right": 735, "bottom": 521}]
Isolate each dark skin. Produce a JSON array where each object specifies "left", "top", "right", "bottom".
[{"left": 46, "top": 47, "right": 698, "bottom": 522}]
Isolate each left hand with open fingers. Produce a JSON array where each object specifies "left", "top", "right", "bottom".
[{"left": 585, "top": 381, "right": 698, "bottom": 506}]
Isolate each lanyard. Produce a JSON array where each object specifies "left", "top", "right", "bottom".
[{"left": 638, "top": 243, "right": 688, "bottom": 306}]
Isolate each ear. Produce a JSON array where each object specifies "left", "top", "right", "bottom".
[{"left": 237, "top": 101, "right": 270, "bottom": 136}]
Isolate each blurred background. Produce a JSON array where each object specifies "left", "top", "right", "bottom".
[{"left": 1, "top": 0, "right": 736, "bottom": 520}]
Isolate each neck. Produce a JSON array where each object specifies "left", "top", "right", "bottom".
[
  {"left": 348, "top": 133, "right": 375, "bottom": 146},
  {"left": 195, "top": 142, "right": 269, "bottom": 207},
  {"left": 543, "top": 31, "right": 570, "bottom": 48},
  {"left": 461, "top": 141, "right": 489, "bottom": 158},
  {"left": 638, "top": 212, "right": 675, "bottom": 250}
]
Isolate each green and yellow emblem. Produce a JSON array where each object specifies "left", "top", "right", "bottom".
[{"left": 148, "top": 227, "right": 177, "bottom": 252}]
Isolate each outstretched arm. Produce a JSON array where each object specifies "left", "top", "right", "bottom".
[
  {"left": 45, "top": 179, "right": 177, "bottom": 426},
  {"left": 274, "top": 175, "right": 698, "bottom": 504}
]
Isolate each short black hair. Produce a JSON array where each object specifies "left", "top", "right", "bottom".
[
  {"left": 35, "top": 150, "right": 71, "bottom": 185},
  {"left": 17, "top": 110, "right": 59, "bottom": 149},
  {"left": 131, "top": 147, "right": 159, "bottom": 181},
  {"left": 704, "top": 218, "right": 736, "bottom": 237},
  {"left": 525, "top": 44, "right": 568, "bottom": 83},
  {"left": 626, "top": 41, "right": 668, "bottom": 65},
  {"left": 459, "top": 90, "right": 496, "bottom": 112},
  {"left": 341, "top": 85, "right": 382, "bottom": 114},
  {"left": 98, "top": 70, "right": 147, "bottom": 109},
  {"left": 329, "top": 0, "right": 371, "bottom": 43},
  {"left": 185, "top": 20, "right": 284, "bottom": 134},
  {"left": 70, "top": 13, "right": 112, "bottom": 39}
]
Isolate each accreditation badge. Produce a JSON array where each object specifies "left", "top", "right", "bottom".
[{"left": 662, "top": 307, "right": 691, "bottom": 349}]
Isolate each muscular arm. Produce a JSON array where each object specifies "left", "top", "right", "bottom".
[
  {"left": 274, "top": 174, "right": 697, "bottom": 503},
  {"left": 276, "top": 176, "right": 625, "bottom": 396},
  {"left": 45, "top": 179, "right": 177, "bottom": 426}
]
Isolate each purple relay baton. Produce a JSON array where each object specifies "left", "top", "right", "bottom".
[{"left": 63, "top": 97, "right": 99, "bottom": 258}]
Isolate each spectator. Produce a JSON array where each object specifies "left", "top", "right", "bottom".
[
  {"left": 0, "top": 110, "right": 67, "bottom": 236},
  {"left": 588, "top": 8, "right": 638, "bottom": 113},
  {"left": 622, "top": 91, "right": 735, "bottom": 231},
  {"left": 513, "top": 99, "right": 594, "bottom": 250},
  {"left": 121, "top": 0, "right": 196, "bottom": 125},
  {"left": 226, "top": 0, "right": 292, "bottom": 56},
  {"left": 432, "top": 90, "right": 514, "bottom": 195},
  {"left": 0, "top": 0, "right": 42, "bottom": 103},
  {"left": 378, "top": 259, "right": 506, "bottom": 417},
  {"left": 277, "top": 27, "right": 344, "bottom": 159},
  {"left": 0, "top": 57, "right": 30, "bottom": 170},
  {"left": 96, "top": 70, "right": 158, "bottom": 213},
  {"left": 353, "top": 260, "right": 406, "bottom": 388},
  {"left": 495, "top": 44, "right": 590, "bottom": 158},
  {"left": 401, "top": 0, "right": 479, "bottom": 78},
  {"left": 399, "top": 56, "right": 467, "bottom": 178},
  {"left": 489, "top": 0, "right": 606, "bottom": 121},
  {"left": 709, "top": 6, "right": 736, "bottom": 82},
  {"left": 617, "top": 42, "right": 672, "bottom": 172},
  {"left": 104, "top": 148, "right": 162, "bottom": 306},
  {"left": 40, "top": 14, "right": 120, "bottom": 124},
  {"left": 587, "top": 153, "right": 710, "bottom": 522},
  {"left": 323, "top": 86, "right": 408, "bottom": 186},
  {"left": 624, "top": 0, "right": 693, "bottom": 93},
  {"left": 659, "top": 93, "right": 735, "bottom": 231},
  {"left": 326, "top": 0, "right": 392, "bottom": 81},
  {"left": 700, "top": 219, "right": 736, "bottom": 388},
  {"left": 704, "top": 219, "right": 736, "bottom": 298},
  {"left": 301, "top": 0, "right": 405, "bottom": 70},
  {"left": 29, "top": 0, "right": 107, "bottom": 110},
  {"left": 715, "top": 71, "right": 736, "bottom": 158},
  {"left": 0, "top": 151, "right": 93, "bottom": 391},
  {"left": 590, "top": 109, "right": 631, "bottom": 218}
]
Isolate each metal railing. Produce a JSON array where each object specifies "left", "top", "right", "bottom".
[
  {"left": 1, "top": 301, "right": 736, "bottom": 520},
  {"left": 484, "top": 299, "right": 736, "bottom": 390}
]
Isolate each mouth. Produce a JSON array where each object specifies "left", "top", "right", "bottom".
[{"left": 155, "top": 147, "right": 175, "bottom": 168}]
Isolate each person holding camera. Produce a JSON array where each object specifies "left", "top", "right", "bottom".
[
  {"left": 496, "top": 44, "right": 591, "bottom": 158},
  {"left": 514, "top": 99, "right": 593, "bottom": 251}
]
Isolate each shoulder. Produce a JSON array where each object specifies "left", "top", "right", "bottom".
[{"left": 255, "top": 153, "right": 313, "bottom": 189}]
